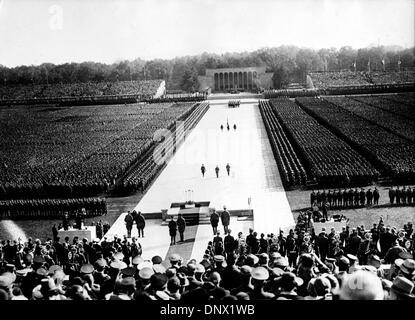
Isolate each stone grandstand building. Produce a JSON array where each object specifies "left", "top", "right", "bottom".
[{"left": 198, "top": 66, "right": 274, "bottom": 92}]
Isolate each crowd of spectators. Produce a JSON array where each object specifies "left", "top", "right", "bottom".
[
  {"left": 0, "top": 80, "right": 164, "bottom": 101},
  {"left": 368, "top": 71, "right": 415, "bottom": 85},
  {"left": 309, "top": 71, "right": 370, "bottom": 89},
  {"left": 309, "top": 71, "right": 415, "bottom": 90},
  {"left": 0, "top": 215, "right": 414, "bottom": 300}
]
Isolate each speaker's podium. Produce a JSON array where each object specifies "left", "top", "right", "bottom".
[
  {"left": 57, "top": 225, "right": 97, "bottom": 242},
  {"left": 162, "top": 201, "right": 213, "bottom": 225}
]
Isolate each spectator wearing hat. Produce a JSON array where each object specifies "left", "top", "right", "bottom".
[
  {"left": 169, "top": 254, "right": 181, "bottom": 271},
  {"left": 134, "top": 211, "right": 145, "bottom": 238},
  {"left": 230, "top": 265, "right": 253, "bottom": 296},
  {"left": 274, "top": 272, "right": 304, "bottom": 300},
  {"left": 168, "top": 216, "right": 177, "bottom": 245},
  {"left": 397, "top": 259, "right": 415, "bottom": 281},
  {"left": 147, "top": 273, "right": 169, "bottom": 300},
  {"left": 346, "top": 254, "right": 359, "bottom": 273},
  {"left": 389, "top": 276, "right": 415, "bottom": 300},
  {"left": 212, "top": 255, "right": 226, "bottom": 276},
  {"left": 221, "top": 253, "right": 241, "bottom": 291},
  {"left": 384, "top": 240, "right": 405, "bottom": 264},
  {"left": 248, "top": 267, "right": 274, "bottom": 300},
  {"left": 177, "top": 213, "right": 186, "bottom": 243}
]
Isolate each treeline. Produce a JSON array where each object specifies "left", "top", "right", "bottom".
[{"left": 0, "top": 45, "right": 413, "bottom": 91}]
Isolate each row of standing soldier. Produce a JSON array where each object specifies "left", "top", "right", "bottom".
[{"left": 310, "top": 188, "right": 380, "bottom": 208}]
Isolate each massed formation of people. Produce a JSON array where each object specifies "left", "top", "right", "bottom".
[
  {"left": 0, "top": 198, "right": 107, "bottom": 219},
  {"left": 296, "top": 96, "right": 415, "bottom": 183}
]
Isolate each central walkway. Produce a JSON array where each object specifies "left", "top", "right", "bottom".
[{"left": 106, "top": 99, "right": 294, "bottom": 262}]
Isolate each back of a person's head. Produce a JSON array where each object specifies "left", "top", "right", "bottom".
[
  {"left": 314, "top": 276, "right": 332, "bottom": 296},
  {"left": 167, "top": 276, "right": 181, "bottom": 293},
  {"left": 0, "top": 288, "right": 9, "bottom": 300},
  {"left": 133, "top": 290, "right": 153, "bottom": 302},
  {"left": 338, "top": 270, "right": 384, "bottom": 300}
]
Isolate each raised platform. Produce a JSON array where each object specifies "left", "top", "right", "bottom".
[
  {"left": 163, "top": 202, "right": 213, "bottom": 226},
  {"left": 58, "top": 226, "right": 97, "bottom": 242}
]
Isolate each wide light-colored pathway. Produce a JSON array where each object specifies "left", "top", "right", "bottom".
[{"left": 106, "top": 100, "right": 295, "bottom": 262}]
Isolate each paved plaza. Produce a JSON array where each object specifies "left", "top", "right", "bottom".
[{"left": 106, "top": 98, "right": 295, "bottom": 261}]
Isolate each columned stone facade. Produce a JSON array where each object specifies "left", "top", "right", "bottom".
[{"left": 198, "top": 67, "right": 274, "bottom": 92}]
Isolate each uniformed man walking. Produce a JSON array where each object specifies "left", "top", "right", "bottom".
[
  {"left": 221, "top": 206, "right": 230, "bottom": 234},
  {"left": 226, "top": 163, "right": 231, "bottom": 176},
  {"left": 201, "top": 164, "right": 206, "bottom": 178}
]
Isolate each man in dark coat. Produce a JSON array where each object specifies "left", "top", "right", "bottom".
[
  {"left": 317, "top": 229, "right": 329, "bottom": 261},
  {"left": 226, "top": 163, "right": 231, "bottom": 176},
  {"left": 201, "top": 164, "right": 206, "bottom": 178},
  {"left": 177, "top": 213, "right": 186, "bottom": 242},
  {"left": 321, "top": 190, "right": 327, "bottom": 205},
  {"left": 401, "top": 186, "right": 407, "bottom": 204},
  {"left": 135, "top": 211, "right": 145, "bottom": 238},
  {"left": 366, "top": 188, "right": 373, "bottom": 205},
  {"left": 359, "top": 188, "right": 366, "bottom": 206},
  {"left": 62, "top": 212, "right": 69, "bottom": 231},
  {"left": 210, "top": 211, "right": 220, "bottom": 235},
  {"left": 327, "top": 190, "right": 333, "bottom": 207},
  {"left": 215, "top": 165, "right": 220, "bottom": 178},
  {"left": 389, "top": 186, "right": 395, "bottom": 204},
  {"left": 221, "top": 206, "right": 230, "bottom": 234},
  {"left": 396, "top": 187, "right": 401, "bottom": 205},
  {"left": 168, "top": 216, "right": 177, "bottom": 245},
  {"left": 348, "top": 188, "right": 354, "bottom": 207},
  {"left": 373, "top": 187, "right": 380, "bottom": 205},
  {"left": 316, "top": 191, "right": 322, "bottom": 207},
  {"left": 224, "top": 229, "right": 236, "bottom": 258},
  {"left": 310, "top": 190, "right": 316, "bottom": 207},
  {"left": 124, "top": 211, "right": 134, "bottom": 238},
  {"left": 354, "top": 188, "right": 359, "bottom": 206}
]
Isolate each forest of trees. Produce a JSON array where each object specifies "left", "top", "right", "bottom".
[{"left": 0, "top": 45, "right": 413, "bottom": 91}]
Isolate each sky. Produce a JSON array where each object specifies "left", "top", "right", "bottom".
[{"left": 0, "top": 0, "right": 413, "bottom": 67}]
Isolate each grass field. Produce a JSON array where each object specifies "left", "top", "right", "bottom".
[{"left": 287, "top": 184, "right": 415, "bottom": 230}]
